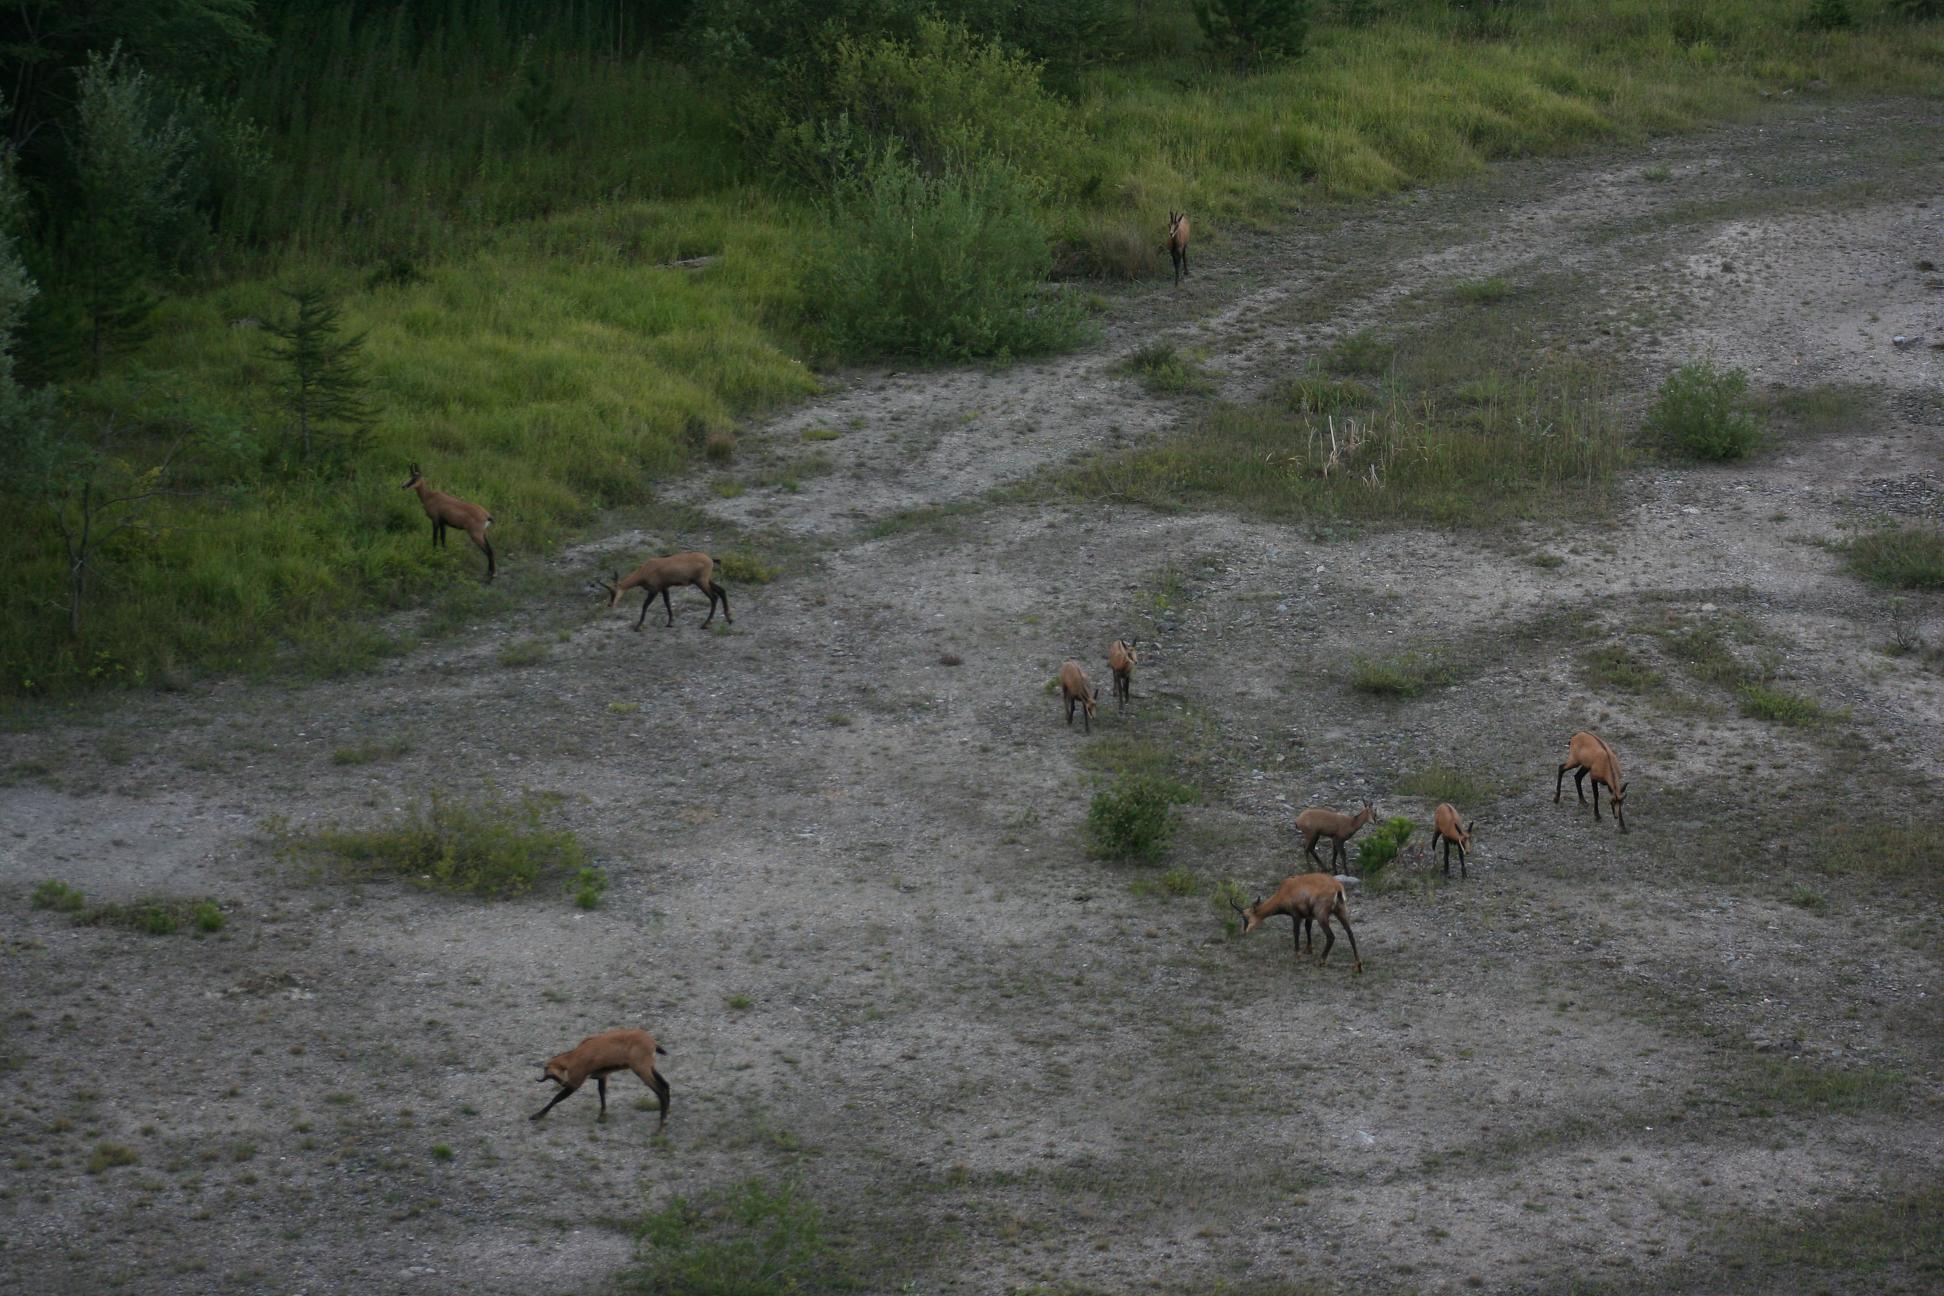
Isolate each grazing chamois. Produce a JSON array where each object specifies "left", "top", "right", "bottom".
[
  {"left": 530, "top": 1029, "right": 670, "bottom": 1129},
  {"left": 1163, "top": 211, "right": 1191, "bottom": 286},
  {"left": 1431, "top": 803, "right": 1475, "bottom": 879},
  {"left": 1107, "top": 639, "right": 1139, "bottom": 708},
  {"left": 1295, "top": 800, "right": 1376, "bottom": 872},
  {"left": 1230, "top": 873, "right": 1362, "bottom": 972},
  {"left": 403, "top": 464, "right": 494, "bottom": 581},
  {"left": 1555, "top": 730, "right": 1628, "bottom": 832},
  {"left": 597, "top": 552, "right": 730, "bottom": 630},
  {"left": 1059, "top": 660, "right": 1099, "bottom": 732}
]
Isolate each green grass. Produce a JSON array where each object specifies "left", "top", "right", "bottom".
[
  {"left": 86, "top": 1144, "right": 139, "bottom": 1175},
  {"left": 1123, "top": 342, "right": 1215, "bottom": 395},
  {"left": 1394, "top": 763, "right": 1494, "bottom": 805},
  {"left": 13, "top": 2, "right": 1944, "bottom": 695},
  {"left": 30, "top": 879, "right": 86, "bottom": 912},
  {"left": 1581, "top": 643, "right": 1664, "bottom": 692},
  {"left": 717, "top": 551, "right": 780, "bottom": 585},
  {"left": 1350, "top": 650, "right": 1455, "bottom": 697},
  {"left": 1736, "top": 682, "right": 1839, "bottom": 725},
  {"left": 497, "top": 639, "right": 550, "bottom": 668},
  {"left": 1325, "top": 330, "right": 1395, "bottom": 377},
  {"left": 1815, "top": 822, "right": 1943, "bottom": 893},
  {"left": 1848, "top": 527, "right": 1944, "bottom": 590},
  {"left": 1734, "top": 1060, "right": 1907, "bottom": 1116},
  {"left": 283, "top": 789, "right": 591, "bottom": 901},
  {"left": 1450, "top": 276, "right": 1514, "bottom": 304},
  {"left": 69, "top": 896, "right": 226, "bottom": 937},
  {"left": 620, "top": 1178, "right": 848, "bottom": 1296},
  {"left": 1086, "top": 773, "right": 1188, "bottom": 862},
  {"left": 330, "top": 738, "right": 412, "bottom": 766}
]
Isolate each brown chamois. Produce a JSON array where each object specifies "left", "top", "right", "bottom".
[
  {"left": 402, "top": 463, "right": 494, "bottom": 581},
  {"left": 1230, "top": 872, "right": 1362, "bottom": 973},
  {"left": 1162, "top": 211, "right": 1191, "bottom": 286},
  {"left": 1295, "top": 800, "right": 1376, "bottom": 872},
  {"left": 1107, "top": 638, "right": 1139, "bottom": 708},
  {"left": 1431, "top": 802, "right": 1475, "bottom": 879},
  {"left": 1554, "top": 730, "right": 1628, "bottom": 832},
  {"left": 597, "top": 552, "right": 730, "bottom": 630},
  {"left": 1059, "top": 660, "right": 1099, "bottom": 733},
  {"left": 530, "top": 1029, "right": 670, "bottom": 1129}
]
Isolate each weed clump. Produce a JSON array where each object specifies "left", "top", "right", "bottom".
[
  {"left": 1355, "top": 816, "right": 1416, "bottom": 879},
  {"left": 1086, "top": 773, "right": 1186, "bottom": 861},
  {"left": 622, "top": 1178, "right": 843, "bottom": 1296},
  {"left": 717, "top": 551, "right": 779, "bottom": 585},
  {"left": 1646, "top": 360, "right": 1762, "bottom": 461},
  {"left": 1350, "top": 651, "right": 1454, "bottom": 697},
  {"left": 806, "top": 151, "right": 1085, "bottom": 361},
  {"left": 31, "top": 880, "right": 85, "bottom": 912},
  {"left": 1123, "top": 342, "right": 1214, "bottom": 395},
  {"left": 1736, "top": 683, "right": 1836, "bottom": 726},
  {"left": 1395, "top": 764, "right": 1493, "bottom": 805},
  {"left": 1848, "top": 527, "right": 1944, "bottom": 590},
  {"left": 87, "top": 1143, "right": 139, "bottom": 1174},
  {"left": 290, "top": 790, "right": 591, "bottom": 901}
]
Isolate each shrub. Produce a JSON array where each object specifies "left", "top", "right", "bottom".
[
  {"left": 1085, "top": 773, "right": 1183, "bottom": 861},
  {"left": 1355, "top": 816, "right": 1416, "bottom": 878},
  {"left": 1193, "top": 0, "right": 1312, "bottom": 68},
  {"left": 621, "top": 1177, "right": 843, "bottom": 1296},
  {"left": 1848, "top": 527, "right": 1944, "bottom": 590},
  {"left": 1645, "top": 361, "right": 1762, "bottom": 460},
  {"left": 1325, "top": 329, "right": 1393, "bottom": 376},
  {"left": 1350, "top": 651, "right": 1454, "bottom": 697},
  {"left": 573, "top": 866, "right": 608, "bottom": 910},
  {"left": 192, "top": 900, "right": 225, "bottom": 932},
  {"left": 1123, "top": 342, "right": 1214, "bottom": 395},
  {"left": 31, "top": 880, "right": 85, "bottom": 912},
  {"left": 293, "top": 790, "right": 590, "bottom": 900},
  {"left": 806, "top": 150, "right": 1085, "bottom": 361}
]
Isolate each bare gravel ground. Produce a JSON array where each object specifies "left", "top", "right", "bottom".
[{"left": 2, "top": 98, "right": 1941, "bottom": 1296}]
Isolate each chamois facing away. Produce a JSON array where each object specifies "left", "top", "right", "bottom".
[
  {"left": 1163, "top": 211, "right": 1191, "bottom": 286},
  {"left": 1107, "top": 639, "right": 1138, "bottom": 708},
  {"left": 1231, "top": 872, "right": 1362, "bottom": 973},
  {"left": 530, "top": 1029, "right": 670, "bottom": 1129},
  {"left": 402, "top": 464, "right": 494, "bottom": 581},
  {"left": 1295, "top": 800, "right": 1376, "bottom": 872},
  {"left": 597, "top": 552, "right": 730, "bottom": 630},
  {"left": 1555, "top": 730, "right": 1628, "bottom": 832},
  {"left": 1432, "top": 803, "right": 1475, "bottom": 879},
  {"left": 1059, "top": 660, "right": 1099, "bottom": 732}
]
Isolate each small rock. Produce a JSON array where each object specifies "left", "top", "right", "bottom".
[{"left": 1891, "top": 335, "right": 1922, "bottom": 350}]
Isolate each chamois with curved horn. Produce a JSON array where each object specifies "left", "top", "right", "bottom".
[{"left": 403, "top": 463, "right": 494, "bottom": 581}]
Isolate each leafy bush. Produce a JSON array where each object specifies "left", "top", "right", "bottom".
[
  {"left": 1646, "top": 361, "right": 1762, "bottom": 460},
  {"left": 621, "top": 1177, "right": 843, "bottom": 1295},
  {"left": 573, "top": 866, "right": 608, "bottom": 911},
  {"left": 1086, "top": 773, "right": 1184, "bottom": 861},
  {"left": 806, "top": 151, "right": 1085, "bottom": 361},
  {"left": 1355, "top": 816, "right": 1416, "bottom": 878},
  {"left": 31, "top": 880, "right": 85, "bottom": 912},
  {"left": 1194, "top": 0, "right": 1312, "bottom": 68},
  {"left": 1848, "top": 527, "right": 1944, "bottom": 590},
  {"left": 192, "top": 899, "right": 225, "bottom": 932},
  {"left": 293, "top": 790, "right": 590, "bottom": 900}
]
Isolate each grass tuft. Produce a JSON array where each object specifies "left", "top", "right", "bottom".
[
  {"left": 31, "top": 879, "right": 86, "bottom": 912},
  {"left": 1350, "top": 651, "right": 1454, "bottom": 698},
  {"left": 285, "top": 790, "right": 590, "bottom": 901},
  {"left": 1395, "top": 764, "right": 1494, "bottom": 805},
  {"left": 1736, "top": 682, "right": 1837, "bottom": 726},
  {"left": 621, "top": 1178, "right": 844, "bottom": 1295},
  {"left": 1847, "top": 527, "right": 1944, "bottom": 590},
  {"left": 1123, "top": 342, "right": 1214, "bottom": 395},
  {"left": 331, "top": 739, "right": 412, "bottom": 766},
  {"left": 1085, "top": 773, "right": 1188, "bottom": 862}
]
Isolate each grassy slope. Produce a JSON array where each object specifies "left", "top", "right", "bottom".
[{"left": 7, "top": 0, "right": 1941, "bottom": 694}]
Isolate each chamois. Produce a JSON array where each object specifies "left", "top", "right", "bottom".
[
  {"left": 1059, "top": 660, "right": 1099, "bottom": 733},
  {"left": 597, "top": 552, "right": 730, "bottom": 630},
  {"left": 1554, "top": 730, "right": 1629, "bottom": 832},
  {"left": 1107, "top": 639, "right": 1138, "bottom": 708},
  {"left": 530, "top": 1029, "right": 670, "bottom": 1129},
  {"left": 1295, "top": 800, "right": 1376, "bottom": 872},
  {"left": 402, "top": 464, "right": 494, "bottom": 581},
  {"left": 1431, "top": 803, "right": 1475, "bottom": 879},
  {"left": 1163, "top": 212, "right": 1191, "bottom": 286},
  {"left": 1230, "top": 873, "right": 1362, "bottom": 973}
]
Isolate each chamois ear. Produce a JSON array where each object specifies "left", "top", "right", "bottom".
[{"left": 1466, "top": 820, "right": 1476, "bottom": 835}]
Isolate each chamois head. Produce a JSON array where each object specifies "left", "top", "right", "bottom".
[
  {"left": 1609, "top": 784, "right": 1629, "bottom": 832},
  {"left": 1161, "top": 212, "right": 1183, "bottom": 252},
  {"left": 1079, "top": 685, "right": 1099, "bottom": 722},
  {"left": 585, "top": 570, "right": 624, "bottom": 608},
  {"left": 401, "top": 463, "right": 424, "bottom": 490},
  {"left": 1230, "top": 893, "right": 1265, "bottom": 936}
]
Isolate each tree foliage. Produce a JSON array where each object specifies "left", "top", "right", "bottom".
[
  {"left": 262, "top": 284, "right": 374, "bottom": 463},
  {"left": 1193, "top": 0, "right": 1312, "bottom": 67}
]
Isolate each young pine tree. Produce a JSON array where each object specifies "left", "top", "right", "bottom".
[{"left": 263, "top": 284, "right": 374, "bottom": 463}]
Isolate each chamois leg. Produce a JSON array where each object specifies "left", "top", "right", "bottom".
[
  {"left": 1591, "top": 779, "right": 1604, "bottom": 823},
  {"left": 1332, "top": 838, "right": 1349, "bottom": 872},
  {"left": 431, "top": 519, "right": 444, "bottom": 548},
  {"left": 1573, "top": 767, "right": 1589, "bottom": 804},
  {"left": 1182, "top": 246, "right": 1189, "bottom": 279},
  {"left": 634, "top": 591, "right": 653, "bottom": 631},
  {"left": 661, "top": 588, "right": 675, "bottom": 627},
  {"left": 1303, "top": 836, "right": 1325, "bottom": 870},
  {"left": 1289, "top": 913, "right": 1302, "bottom": 956},
  {"left": 1316, "top": 915, "right": 1336, "bottom": 965},
  {"left": 698, "top": 581, "right": 716, "bottom": 627},
  {"left": 1456, "top": 840, "right": 1467, "bottom": 879},
  {"left": 480, "top": 537, "right": 495, "bottom": 582},
  {"left": 1301, "top": 915, "right": 1315, "bottom": 953},
  {"left": 596, "top": 1075, "right": 608, "bottom": 1120},
  {"left": 642, "top": 1068, "right": 671, "bottom": 1130},
  {"left": 1441, "top": 837, "right": 1452, "bottom": 878},
  {"left": 1337, "top": 909, "right": 1363, "bottom": 973},
  {"left": 1066, "top": 697, "right": 1075, "bottom": 726},
  {"left": 716, "top": 583, "right": 731, "bottom": 625},
  {"left": 529, "top": 1082, "right": 578, "bottom": 1121}
]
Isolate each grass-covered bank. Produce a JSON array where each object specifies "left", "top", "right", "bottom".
[{"left": 5, "top": 0, "right": 1942, "bottom": 695}]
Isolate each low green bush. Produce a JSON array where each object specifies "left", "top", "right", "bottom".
[
  {"left": 293, "top": 790, "right": 590, "bottom": 900},
  {"left": 1085, "top": 773, "right": 1185, "bottom": 861},
  {"left": 1848, "top": 527, "right": 1944, "bottom": 590},
  {"left": 31, "top": 879, "right": 85, "bottom": 912},
  {"left": 1350, "top": 651, "right": 1454, "bottom": 697},
  {"left": 1646, "top": 360, "right": 1762, "bottom": 460},
  {"left": 1355, "top": 816, "right": 1416, "bottom": 878},
  {"left": 805, "top": 151, "right": 1087, "bottom": 361}
]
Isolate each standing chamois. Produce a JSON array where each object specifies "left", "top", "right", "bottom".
[
  {"left": 1295, "top": 800, "right": 1376, "bottom": 872},
  {"left": 1059, "top": 660, "right": 1099, "bottom": 732},
  {"left": 597, "top": 552, "right": 730, "bottom": 630},
  {"left": 403, "top": 463, "right": 494, "bottom": 581},
  {"left": 1163, "top": 212, "right": 1191, "bottom": 286},
  {"left": 1431, "top": 803, "right": 1475, "bottom": 879},
  {"left": 1230, "top": 873, "right": 1362, "bottom": 973},
  {"left": 1555, "top": 730, "right": 1629, "bottom": 832},
  {"left": 530, "top": 1029, "right": 671, "bottom": 1129},
  {"left": 1107, "top": 639, "right": 1139, "bottom": 708}
]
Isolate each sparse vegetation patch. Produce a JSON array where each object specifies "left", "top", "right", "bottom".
[
  {"left": 285, "top": 790, "right": 591, "bottom": 901},
  {"left": 1848, "top": 527, "right": 1944, "bottom": 590},
  {"left": 620, "top": 1177, "right": 848, "bottom": 1296}
]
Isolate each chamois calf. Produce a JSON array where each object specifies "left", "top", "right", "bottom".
[
  {"left": 1059, "top": 660, "right": 1099, "bottom": 733},
  {"left": 403, "top": 463, "right": 494, "bottom": 581},
  {"left": 1295, "top": 800, "right": 1376, "bottom": 872},
  {"left": 530, "top": 1029, "right": 670, "bottom": 1129},
  {"left": 1163, "top": 211, "right": 1191, "bottom": 286},
  {"left": 1231, "top": 873, "right": 1362, "bottom": 973},
  {"left": 1554, "top": 730, "right": 1629, "bottom": 832},
  {"left": 1432, "top": 803, "right": 1475, "bottom": 879},
  {"left": 598, "top": 552, "right": 730, "bottom": 630},
  {"left": 1107, "top": 639, "right": 1138, "bottom": 708}
]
